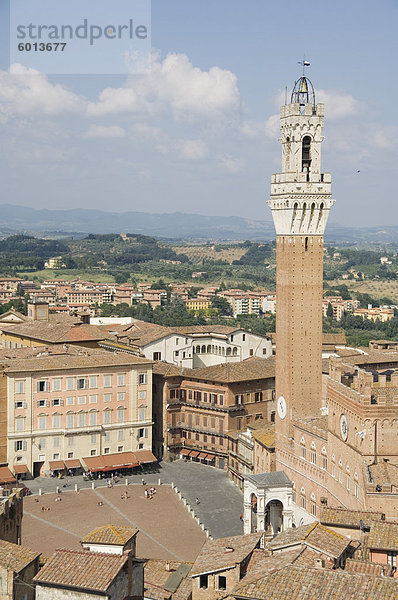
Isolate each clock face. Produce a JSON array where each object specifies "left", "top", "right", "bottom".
[
  {"left": 340, "top": 414, "right": 348, "bottom": 441},
  {"left": 277, "top": 395, "right": 287, "bottom": 420}
]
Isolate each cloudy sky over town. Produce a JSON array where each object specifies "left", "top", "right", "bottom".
[{"left": 0, "top": 0, "right": 396, "bottom": 227}]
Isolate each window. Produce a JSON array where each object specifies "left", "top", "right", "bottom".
[
  {"left": 89, "top": 395, "right": 98, "bottom": 404},
  {"left": 52, "top": 398, "right": 62, "bottom": 407},
  {"left": 66, "top": 414, "right": 74, "bottom": 429},
  {"left": 118, "top": 430, "right": 124, "bottom": 441},
  {"left": 322, "top": 456, "right": 328, "bottom": 470},
  {"left": 199, "top": 575, "right": 208, "bottom": 589},
  {"left": 78, "top": 396, "right": 86, "bottom": 405},
  {"left": 217, "top": 576, "right": 227, "bottom": 591},
  {"left": 104, "top": 394, "right": 111, "bottom": 403},
  {"left": 15, "top": 380, "right": 25, "bottom": 394},
  {"left": 300, "top": 445, "right": 306, "bottom": 459},
  {"left": 139, "top": 428, "right": 147, "bottom": 438},
  {"left": 310, "top": 450, "right": 316, "bottom": 465},
  {"left": 104, "top": 375, "right": 112, "bottom": 387},
  {"left": 66, "top": 378, "right": 75, "bottom": 391},
  {"left": 387, "top": 551, "right": 397, "bottom": 568},
  {"left": 15, "top": 418, "right": 24, "bottom": 432},
  {"left": 219, "top": 395, "right": 224, "bottom": 406},
  {"left": 90, "top": 449, "right": 96, "bottom": 456},
  {"left": 138, "top": 391, "right": 146, "bottom": 400},
  {"left": 117, "top": 374, "right": 125, "bottom": 386},
  {"left": 139, "top": 373, "right": 147, "bottom": 385},
  {"left": 117, "top": 409, "right": 125, "bottom": 423},
  {"left": 104, "top": 447, "right": 110, "bottom": 454},
  {"left": 138, "top": 406, "right": 146, "bottom": 421},
  {"left": 37, "top": 380, "right": 49, "bottom": 392},
  {"left": 210, "top": 394, "right": 217, "bottom": 404},
  {"left": 78, "top": 413, "right": 86, "bottom": 428},
  {"left": 52, "top": 378, "right": 61, "bottom": 391},
  {"left": 346, "top": 476, "right": 350, "bottom": 491},
  {"left": 66, "top": 397, "right": 75, "bottom": 406},
  {"left": 38, "top": 416, "right": 47, "bottom": 430},
  {"left": 235, "top": 394, "right": 243, "bottom": 405},
  {"left": 91, "top": 434, "right": 96, "bottom": 444},
  {"left": 53, "top": 453, "right": 60, "bottom": 460},
  {"left": 67, "top": 452, "right": 74, "bottom": 459},
  {"left": 104, "top": 410, "right": 111, "bottom": 424},
  {"left": 331, "top": 464, "right": 336, "bottom": 478},
  {"left": 15, "top": 440, "right": 24, "bottom": 451},
  {"left": 77, "top": 378, "right": 88, "bottom": 390},
  {"left": 89, "top": 412, "right": 97, "bottom": 426},
  {"left": 68, "top": 436, "right": 74, "bottom": 447},
  {"left": 254, "top": 392, "right": 263, "bottom": 402},
  {"left": 153, "top": 352, "right": 161, "bottom": 361},
  {"left": 38, "top": 438, "right": 45, "bottom": 449},
  {"left": 15, "top": 401, "right": 25, "bottom": 409},
  {"left": 117, "top": 445, "right": 124, "bottom": 452},
  {"left": 53, "top": 437, "right": 60, "bottom": 448},
  {"left": 117, "top": 392, "right": 125, "bottom": 402},
  {"left": 52, "top": 415, "right": 61, "bottom": 429},
  {"left": 89, "top": 376, "right": 98, "bottom": 389}
]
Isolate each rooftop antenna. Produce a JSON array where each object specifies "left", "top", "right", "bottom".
[
  {"left": 298, "top": 56, "right": 311, "bottom": 76},
  {"left": 285, "top": 85, "right": 288, "bottom": 105}
]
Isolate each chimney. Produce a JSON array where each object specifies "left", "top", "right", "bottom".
[{"left": 165, "top": 561, "right": 171, "bottom": 572}]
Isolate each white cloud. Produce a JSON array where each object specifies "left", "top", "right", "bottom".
[
  {"left": 370, "top": 130, "right": 393, "bottom": 149},
  {"left": 217, "top": 154, "right": 244, "bottom": 173},
  {"left": 84, "top": 125, "right": 125, "bottom": 139},
  {"left": 316, "top": 90, "right": 358, "bottom": 119},
  {"left": 265, "top": 114, "right": 280, "bottom": 139},
  {"left": 87, "top": 52, "right": 240, "bottom": 120},
  {"left": 176, "top": 139, "right": 208, "bottom": 160},
  {"left": 0, "top": 64, "right": 83, "bottom": 121},
  {"left": 0, "top": 53, "right": 240, "bottom": 124}
]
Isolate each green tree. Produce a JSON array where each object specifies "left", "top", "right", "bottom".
[
  {"left": 326, "top": 302, "right": 334, "bottom": 318},
  {"left": 211, "top": 296, "right": 233, "bottom": 316}
]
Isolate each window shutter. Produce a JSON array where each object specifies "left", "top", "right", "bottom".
[
  {"left": 14, "top": 441, "right": 18, "bottom": 452},
  {"left": 46, "top": 400, "right": 50, "bottom": 407},
  {"left": 145, "top": 428, "right": 148, "bottom": 438},
  {"left": 23, "top": 441, "right": 27, "bottom": 451}
]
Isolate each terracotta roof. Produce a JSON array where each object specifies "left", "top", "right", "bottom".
[
  {"left": 0, "top": 344, "right": 151, "bottom": 373},
  {"left": 342, "top": 350, "right": 398, "bottom": 366},
  {"left": 345, "top": 558, "right": 390, "bottom": 577},
  {"left": 294, "top": 416, "right": 328, "bottom": 439},
  {"left": 322, "top": 333, "right": 347, "bottom": 346},
  {"left": 267, "top": 523, "right": 350, "bottom": 559},
  {"left": 251, "top": 423, "right": 275, "bottom": 449},
  {"left": 0, "top": 539, "right": 40, "bottom": 573},
  {"left": 81, "top": 524, "right": 138, "bottom": 546},
  {"left": 33, "top": 548, "right": 128, "bottom": 592},
  {"left": 368, "top": 462, "right": 398, "bottom": 487},
  {"left": 232, "top": 564, "right": 398, "bottom": 600},
  {"left": 144, "top": 560, "right": 193, "bottom": 600},
  {"left": 320, "top": 507, "right": 385, "bottom": 529},
  {"left": 191, "top": 532, "right": 262, "bottom": 576},
  {"left": 0, "top": 466, "right": 16, "bottom": 484},
  {"left": 0, "top": 319, "right": 109, "bottom": 344},
  {"left": 368, "top": 522, "right": 398, "bottom": 552}
]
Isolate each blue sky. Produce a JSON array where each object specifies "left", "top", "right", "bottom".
[{"left": 0, "top": 0, "right": 397, "bottom": 227}]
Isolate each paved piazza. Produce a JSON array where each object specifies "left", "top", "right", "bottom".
[{"left": 22, "top": 461, "right": 244, "bottom": 560}]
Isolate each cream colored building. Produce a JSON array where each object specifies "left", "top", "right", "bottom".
[{"left": 2, "top": 345, "right": 153, "bottom": 477}]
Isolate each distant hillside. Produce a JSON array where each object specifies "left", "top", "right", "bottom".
[{"left": 0, "top": 204, "right": 397, "bottom": 243}]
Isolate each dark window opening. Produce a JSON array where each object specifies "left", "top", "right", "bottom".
[
  {"left": 305, "top": 237, "right": 308, "bottom": 252},
  {"left": 200, "top": 575, "right": 209, "bottom": 589},
  {"left": 302, "top": 135, "right": 311, "bottom": 171},
  {"left": 218, "top": 576, "right": 227, "bottom": 590}
]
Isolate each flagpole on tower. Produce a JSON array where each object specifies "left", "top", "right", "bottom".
[{"left": 298, "top": 56, "right": 311, "bottom": 75}]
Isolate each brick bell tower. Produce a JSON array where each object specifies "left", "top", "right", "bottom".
[{"left": 268, "top": 72, "right": 334, "bottom": 453}]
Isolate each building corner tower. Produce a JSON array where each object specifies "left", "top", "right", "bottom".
[{"left": 268, "top": 75, "right": 334, "bottom": 462}]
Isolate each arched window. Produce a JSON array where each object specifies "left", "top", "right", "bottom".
[
  {"left": 302, "top": 135, "right": 311, "bottom": 171},
  {"left": 196, "top": 345, "right": 201, "bottom": 354},
  {"left": 232, "top": 347, "right": 238, "bottom": 356},
  {"left": 207, "top": 345, "right": 211, "bottom": 353},
  {"left": 226, "top": 347, "right": 232, "bottom": 356},
  {"left": 201, "top": 345, "right": 206, "bottom": 354}
]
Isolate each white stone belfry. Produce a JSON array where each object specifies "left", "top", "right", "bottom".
[{"left": 268, "top": 76, "right": 334, "bottom": 236}]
